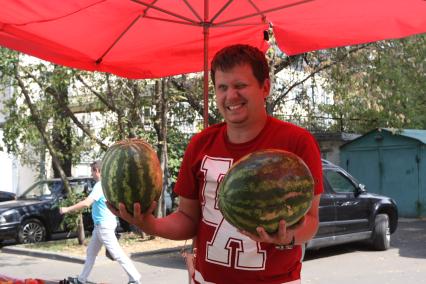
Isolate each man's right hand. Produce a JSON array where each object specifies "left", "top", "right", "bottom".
[{"left": 106, "top": 201, "right": 157, "bottom": 235}]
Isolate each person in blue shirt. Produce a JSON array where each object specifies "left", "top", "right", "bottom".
[{"left": 60, "top": 160, "right": 141, "bottom": 284}]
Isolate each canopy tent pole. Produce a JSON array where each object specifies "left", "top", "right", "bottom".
[{"left": 203, "top": 0, "right": 210, "bottom": 129}]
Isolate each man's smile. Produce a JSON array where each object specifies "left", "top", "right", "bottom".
[{"left": 226, "top": 102, "right": 246, "bottom": 111}]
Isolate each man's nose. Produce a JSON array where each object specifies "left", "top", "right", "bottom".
[{"left": 226, "top": 87, "right": 240, "bottom": 99}]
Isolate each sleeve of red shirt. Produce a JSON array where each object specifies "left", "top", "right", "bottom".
[{"left": 295, "top": 130, "right": 324, "bottom": 196}]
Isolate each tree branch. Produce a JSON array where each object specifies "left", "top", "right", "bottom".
[
  {"left": 271, "top": 45, "right": 369, "bottom": 112},
  {"left": 46, "top": 87, "right": 108, "bottom": 151},
  {"left": 13, "top": 64, "right": 71, "bottom": 193}
]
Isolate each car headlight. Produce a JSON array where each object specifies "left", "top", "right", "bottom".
[{"left": 0, "top": 209, "right": 20, "bottom": 223}]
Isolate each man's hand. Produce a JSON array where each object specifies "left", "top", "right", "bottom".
[
  {"left": 239, "top": 217, "right": 305, "bottom": 245},
  {"left": 107, "top": 201, "right": 158, "bottom": 235},
  {"left": 59, "top": 207, "right": 67, "bottom": 215}
]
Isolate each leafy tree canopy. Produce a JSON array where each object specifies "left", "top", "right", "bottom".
[{"left": 320, "top": 34, "right": 426, "bottom": 133}]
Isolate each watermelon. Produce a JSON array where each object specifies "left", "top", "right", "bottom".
[
  {"left": 218, "top": 149, "right": 314, "bottom": 235},
  {"left": 101, "top": 138, "right": 162, "bottom": 214}
]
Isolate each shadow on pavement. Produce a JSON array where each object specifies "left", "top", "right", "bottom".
[
  {"left": 304, "top": 242, "right": 365, "bottom": 261},
  {"left": 304, "top": 218, "right": 426, "bottom": 261},
  {"left": 132, "top": 251, "right": 187, "bottom": 270},
  {"left": 391, "top": 218, "right": 426, "bottom": 259}
]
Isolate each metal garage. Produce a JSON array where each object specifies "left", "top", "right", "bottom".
[{"left": 340, "top": 128, "right": 426, "bottom": 217}]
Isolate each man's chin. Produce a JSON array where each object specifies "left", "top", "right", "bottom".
[
  {"left": 225, "top": 109, "right": 246, "bottom": 118},
  {"left": 226, "top": 117, "right": 247, "bottom": 125}
]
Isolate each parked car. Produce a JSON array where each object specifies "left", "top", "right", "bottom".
[
  {"left": 305, "top": 160, "right": 398, "bottom": 254},
  {"left": 0, "top": 191, "right": 16, "bottom": 202},
  {"left": 0, "top": 177, "right": 96, "bottom": 244}
]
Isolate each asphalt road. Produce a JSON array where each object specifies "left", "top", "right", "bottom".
[
  {"left": 0, "top": 218, "right": 425, "bottom": 283},
  {"left": 302, "top": 218, "right": 426, "bottom": 284},
  {"left": 0, "top": 250, "right": 189, "bottom": 283}
]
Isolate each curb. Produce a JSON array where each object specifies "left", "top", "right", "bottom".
[{"left": 1, "top": 244, "right": 192, "bottom": 263}]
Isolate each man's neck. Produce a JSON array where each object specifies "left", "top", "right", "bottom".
[{"left": 226, "top": 115, "right": 268, "bottom": 144}]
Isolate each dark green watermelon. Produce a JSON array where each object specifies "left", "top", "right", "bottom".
[
  {"left": 218, "top": 149, "right": 314, "bottom": 235},
  {"left": 101, "top": 138, "right": 162, "bottom": 214}
]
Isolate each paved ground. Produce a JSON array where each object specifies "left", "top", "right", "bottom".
[
  {"left": 0, "top": 218, "right": 425, "bottom": 283},
  {"left": 0, "top": 250, "right": 189, "bottom": 283},
  {"left": 302, "top": 218, "right": 426, "bottom": 284}
]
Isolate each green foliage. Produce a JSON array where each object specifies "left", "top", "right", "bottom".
[
  {"left": 166, "top": 129, "right": 191, "bottom": 186},
  {"left": 74, "top": 73, "right": 155, "bottom": 142},
  {"left": 322, "top": 34, "right": 426, "bottom": 132},
  {"left": 0, "top": 50, "right": 92, "bottom": 174}
]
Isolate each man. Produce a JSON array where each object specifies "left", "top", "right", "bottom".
[
  {"left": 112, "top": 44, "right": 323, "bottom": 284},
  {"left": 60, "top": 160, "right": 141, "bottom": 284}
]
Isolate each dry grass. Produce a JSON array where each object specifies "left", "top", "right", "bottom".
[{"left": 21, "top": 232, "right": 188, "bottom": 257}]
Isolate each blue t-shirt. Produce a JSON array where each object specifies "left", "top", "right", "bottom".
[{"left": 89, "top": 181, "right": 117, "bottom": 227}]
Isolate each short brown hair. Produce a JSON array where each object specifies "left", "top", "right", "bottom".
[
  {"left": 90, "top": 160, "right": 102, "bottom": 171},
  {"left": 210, "top": 44, "right": 270, "bottom": 86}
]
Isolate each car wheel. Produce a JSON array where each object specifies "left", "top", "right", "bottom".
[
  {"left": 17, "top": 219, "right": 46, "bottom": 244},
  {"left": 371, "top": 214, "right": 390, "bottom": 250}
]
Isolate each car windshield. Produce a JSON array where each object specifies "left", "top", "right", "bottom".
[
  {"left": 18, "top": 179, "right": 92, "bottom": 200},
  {"left": 19, "top": 180, "right": 62, "bottom": 199}
]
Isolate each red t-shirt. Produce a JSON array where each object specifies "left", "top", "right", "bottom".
[{"left": 174, "top": 116, "right": 323, "bottom": 284}]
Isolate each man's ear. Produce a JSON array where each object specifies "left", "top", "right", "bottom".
[{"left": 262, "top": 79, "right": 271, "bottom": 99}]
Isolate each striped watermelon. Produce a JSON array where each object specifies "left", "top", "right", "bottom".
[
  {"left": 218, "top": 149, "right": 314, "bottom": 235},
  {"left": 101, "top": 138, "right": 162, "bottom": 214}
]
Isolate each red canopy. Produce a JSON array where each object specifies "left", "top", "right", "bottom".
[
  {"left": 1, "top": 0, "right": 425, "bottom": 79},
  {"left": 1, "top": 0, "right": 425, "bottom": 126}
]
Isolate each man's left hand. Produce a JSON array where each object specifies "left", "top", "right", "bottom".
[{"left": 239, "top": 217, "right": 305, "bottom": 245}]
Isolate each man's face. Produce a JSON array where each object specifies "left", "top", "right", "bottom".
[
  {"left": 214, "top": 63, "right": 269, "bottom": 127},
  {"left": 91, "top": 167, "right": 101, "bottom": 181}
]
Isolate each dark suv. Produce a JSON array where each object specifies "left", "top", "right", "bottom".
[
  {"left": 306, "top": 160, "right": 398, "bottom": 252},
  {"left": 0, "top": 177, "right": 96, "bottom": 244}
]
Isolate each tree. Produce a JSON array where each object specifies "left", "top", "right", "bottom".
[
  {"left": 0, "top": 49, "right": 99, "bottom": 177},
  {"left": 153, "top": 78, "right": 169, "bottom": 218},
  {"left": 320, "top": 34, "right": 426, "bottom": 132},
  {"left": 0, "top": 49, "right": 96, "bottom": 244}
]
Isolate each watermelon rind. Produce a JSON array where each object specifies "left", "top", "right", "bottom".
[
  {"left": 101, "top": 138, "right": 162, "bottom": 214},
  {"left": 218, "top": 149, "right": 314, "bottom": 235}
]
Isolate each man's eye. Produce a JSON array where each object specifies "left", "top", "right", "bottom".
[
  {"left": 235, "top": 84, "right": 247, "bottom": 89},
  {"left": 218, "top": 85, "right": 227, "bottom": 91}
]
